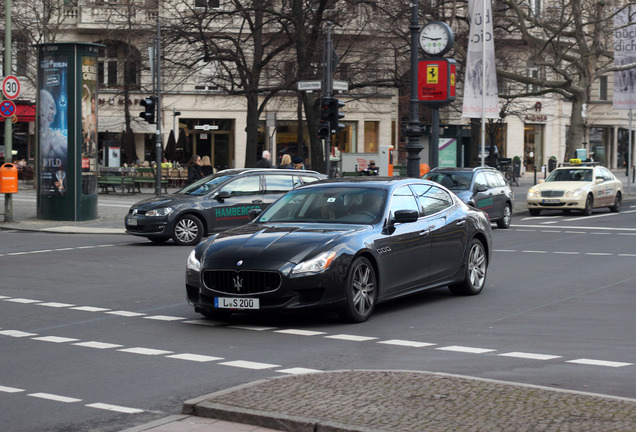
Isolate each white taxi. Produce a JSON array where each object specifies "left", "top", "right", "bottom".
[{"left": 527, "top": 161, "right": 623, "bottom": 216}]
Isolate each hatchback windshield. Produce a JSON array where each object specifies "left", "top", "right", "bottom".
[
  {"left": 176, "top": 175, "right": 233, "bottom": 196},
  {"left": 258, "top": 187, "right": 387, "bottom": 224},
  {"left": 423, "top": 172, "right": 473, "bottom": 190}
]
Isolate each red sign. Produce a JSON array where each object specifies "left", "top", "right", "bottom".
[
  {"left": 2, "top": 75, "right": 21, "bottom": 100},
  {"left": 417, "top": 59, "right": 457, "bottom": 106}
]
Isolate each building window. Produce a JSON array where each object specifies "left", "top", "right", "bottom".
[
  {"left": 97, "top": 41, "right": 141, "bottom": 89},
  {"left": 599, "top": 76, "right": 608, "bottom": 101},
  {"left": 527, "top": 68, "right": 539, "bottom": 93},
  {"left": 195, "top": 0, "right": 220, "bottom": 9},
  {"left": 364, "top": 121, "right": 379, "bottom": 153},
  {"left": 529, "top": 0, "right": 541, "bottom": 16}
]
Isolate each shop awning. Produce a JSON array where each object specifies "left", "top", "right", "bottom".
[{"left": 0, "top": 103, "right": 36, "bottom": 123}]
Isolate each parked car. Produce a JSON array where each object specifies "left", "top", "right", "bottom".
[
  {"left": 125, "top": 168, "right": 326, "bottom": 246},
  {"left": 185, "top": 177, "right": 492, "bottom": 323},
  {"left": 423, "top": 166, "right": 513, "bottom": 228},
  {"left": 526, "top": 161, "right": 623, "bottom": 216}
]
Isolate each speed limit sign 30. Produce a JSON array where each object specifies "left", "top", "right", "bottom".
[{"left": 2, "top": 75, "right": 21, "bottom": 100}]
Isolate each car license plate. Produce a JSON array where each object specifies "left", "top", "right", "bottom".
[
  {"left": 214, "top": 297, "right": 260, "bottom": 310},
  {"left": 127, "top": 218, "right": 137, "bottom": 226},
  {"left": 542, "top": 199, "right": 560, "bottom": 204}
]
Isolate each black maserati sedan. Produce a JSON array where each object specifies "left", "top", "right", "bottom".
[{"left": 185, "top": 177, "right": 493, "bottom": 323}]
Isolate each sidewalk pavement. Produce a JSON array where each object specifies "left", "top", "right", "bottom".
[{"left": 3, "top": 175, "right": 636, "bottom": 432}]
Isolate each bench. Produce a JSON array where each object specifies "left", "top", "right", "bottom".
[
  {"left": 135, "top": 167, "right": 168, "bottom": 194},
  {"left": 98, "top": 167, "right": 137, "bottom": 195}
]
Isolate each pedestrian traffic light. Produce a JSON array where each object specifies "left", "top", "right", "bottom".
[
  {"left": 320, "top": 98, "right": 345, "bottom": 134},
  {"left": 140, "top": 97, "right": 155, "bottom": 124}
]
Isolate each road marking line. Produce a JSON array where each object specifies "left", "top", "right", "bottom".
[
  {"left": 143, "top": 315, "right": 187, "bottom": 321},
  {"left": 219, "top": 360, "right": 280, "bottom": 370},
  {"left": 32, "top": 336, "right": 79, "bottom": 343},
  {"left": 618, "top": 253, "right": 636, "bottom": 257},
  {"left": 522, "top": 250, "right": 548, "bottom": 254},
  {"left": 277, "top": 368, "right": 322, "bottom": 375},
  {"left": 584, "top": 252, "right": 612, "bottom": 256},
  {"left": 106, "top": 311, "right": 146, "bottom": 317},
  {"left": 437, "top": 346, "right": 496, "bottom": 354},
  {"left": 73, "top": 341, "right": 123, "bottom": 349},
  {"left": 118, "top": 347, "right": 173, "bottom": 356},
  {"left": 499, "top": 352, "right": 561, "bottom": 361},
  {"left": 0, "top": 330, "right": 37, "bottom": 337},
  {"left": 567, "top": 359, "right": 633, "bottom": 368},
  {"left": 565, "top": 231, "right": 586, "bottom": 234},
  {"left": 37, "top": 302, "right": 75, "bottom": 308},
  {"left": 553, "top": 251, "right": 580, "bottom": 255},
  {"left": 0, "top": 385, "right": 24, "bottom": 393},
  {"left": 378, "top": 339, "right": 436, "bottom": 348},
  {"left": 4, "top": 298, "right": 41, "bottom": 304},
  {"left": 71, "top": 306, "right": 111, "bottom": 312},
  {"left": 274, "top": 329, "right": 327, "bottom": 336},
  {"left": 325, "top": 334, "right": 379, "bottom": 342},
  {"left": 28, "top": 393, "right": 82, "bottom": 403},
  {"left": 165, "top": 353, "right": 223, "bottom": 362},
  {"left": 0, "top": 295, "right": 9, "bottom": 299},
  {"left": 85, "top": 403, "right": 144, "bottom": 414}
]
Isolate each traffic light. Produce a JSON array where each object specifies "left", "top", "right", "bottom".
[
  {"left": 318, "top": 121, "right": 330, "bottom": 139},
  {"left": 139, "top": 97, "right": 156, "bottom": 124},
  {"left": 320, "top": 98, "right": 345, "bottom": 134}
]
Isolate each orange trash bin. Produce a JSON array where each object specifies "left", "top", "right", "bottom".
[{"left": 0, "top": 163, "right": 19, "bottom": 193}]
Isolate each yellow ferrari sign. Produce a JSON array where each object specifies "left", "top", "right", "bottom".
[{"left": 427, "top": 65, "right": 439, "bottom": 84}]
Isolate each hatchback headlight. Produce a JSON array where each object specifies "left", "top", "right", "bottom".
[
  {"left": 146, "top": 207, "right": 173, "bottom": 217},
  {"left": 186, "top": 249, "right": 201, "bottom": 272},
  {"left": 292, "top": 251, "right": 337, "bottom": 275}
]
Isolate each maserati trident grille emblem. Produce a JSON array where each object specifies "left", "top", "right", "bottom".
[{"left": 233, "top": 274, "right": 243, "bottom": 292}]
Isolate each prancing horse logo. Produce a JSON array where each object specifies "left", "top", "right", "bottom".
[{"left": 233, "top": 274, "right": 243, "bottom": 292}]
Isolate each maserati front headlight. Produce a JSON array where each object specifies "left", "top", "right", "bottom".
[
  {"left": 186, "top": 249, "right": 201, "bottom": 272},
  {"left": 292, "top": 251, "right": 337, "bottom": 275}
]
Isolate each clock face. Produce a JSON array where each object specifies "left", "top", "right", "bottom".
[{"left": 419, "top": 22, "right": 453, "bottom": 56}]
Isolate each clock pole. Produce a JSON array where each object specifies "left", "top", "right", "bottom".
[{"left": 405, "top": 2, "right": 423, "bottom": 178}]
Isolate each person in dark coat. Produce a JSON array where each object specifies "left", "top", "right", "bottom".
[
  {"left": 200, "top": 155, "right": 214, "bottom": 176},
  {"left": 278, "top": 154, "right": 293, "bottom": 169},
  {"left": 292, "top": 156, "right": 305, "bottom": 170},
  {"left": 256, "top": 150, "right": 272, "bottom": 168},
  {"left": 187, "top": 155, "right": 203, "bottom": 184}
]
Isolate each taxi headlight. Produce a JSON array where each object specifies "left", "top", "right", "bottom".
[
  {"left": 186, "top": 249, "right": 201, "bottom": 272},
  {"left": 146, "top": 207, "right": 173, "bottom": 217},
  {"left": 292, "top": 251, "right": 337, "bottom": 275},
  {"left": 527, "top": 188, "right": 540, "bottom": 198},
  {"left": 566, "top": 189, "right": 583, "bottom": 198}
]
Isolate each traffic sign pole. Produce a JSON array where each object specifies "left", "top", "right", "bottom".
[{"left": 4, "top": 0, "right": 15, "bottom": 223}]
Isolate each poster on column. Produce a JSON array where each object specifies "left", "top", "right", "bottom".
[
  {"left": 38, "top": 52, "right": 69, "bottom": 196},
  {"left": 613, "top": 7, "right": 636, "bottom": 110},
  {"left": 81, "top": 56, "right": 99, "bottom": 195}
]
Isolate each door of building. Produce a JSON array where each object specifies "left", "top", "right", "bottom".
[{"left": 524, "top": 124, "right": 543, "bottom": 173}]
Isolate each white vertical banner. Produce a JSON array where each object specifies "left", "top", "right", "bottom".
[
  {"left": 613, "top": 7, "right": 636, "bottom": 110},
  {"left": 462, "top": 0, "right": 499, "bottom": 118}
]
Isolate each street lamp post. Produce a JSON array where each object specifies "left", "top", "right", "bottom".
[{"left": 405, "top": 2, "right": 423, "bottom": 178}]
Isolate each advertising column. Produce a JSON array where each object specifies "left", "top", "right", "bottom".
[{"left": 37, "top": 42, "right": 102, "bottom": 220}]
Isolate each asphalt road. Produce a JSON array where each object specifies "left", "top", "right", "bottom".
[{"left": 1, "top": 205, "right": 636, "bottom": 431}]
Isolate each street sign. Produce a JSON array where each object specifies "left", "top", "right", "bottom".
[
  {"left": 297, "top": 81, "right": 322, "bottom": 91},
  {"left": 333, "top": 80, "right": 349, "bottom": 92},
  {"left": 0, "top": 100, "right": 17, "bottom": 118},
  {"left": 2, "top": 75, "right": 21, "bottom": 100}
]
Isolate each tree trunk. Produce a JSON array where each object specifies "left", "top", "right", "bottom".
[
  {"left": 244, "top": 92, "right": 260, "bottom": 168},
  {"left": 565, "top": 94, "right": 588, "bottom": 162}
]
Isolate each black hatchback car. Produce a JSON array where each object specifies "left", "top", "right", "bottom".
[
  {"left": 125, "top": 168, "right": 326, "bottom": 245},
  {"left": 423, "top": 166, "right": 513, "bottom": 228}
]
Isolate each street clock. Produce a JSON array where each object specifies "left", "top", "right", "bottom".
[{"left": 419, "top": 21, "right": 454, "bottom": 57}]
